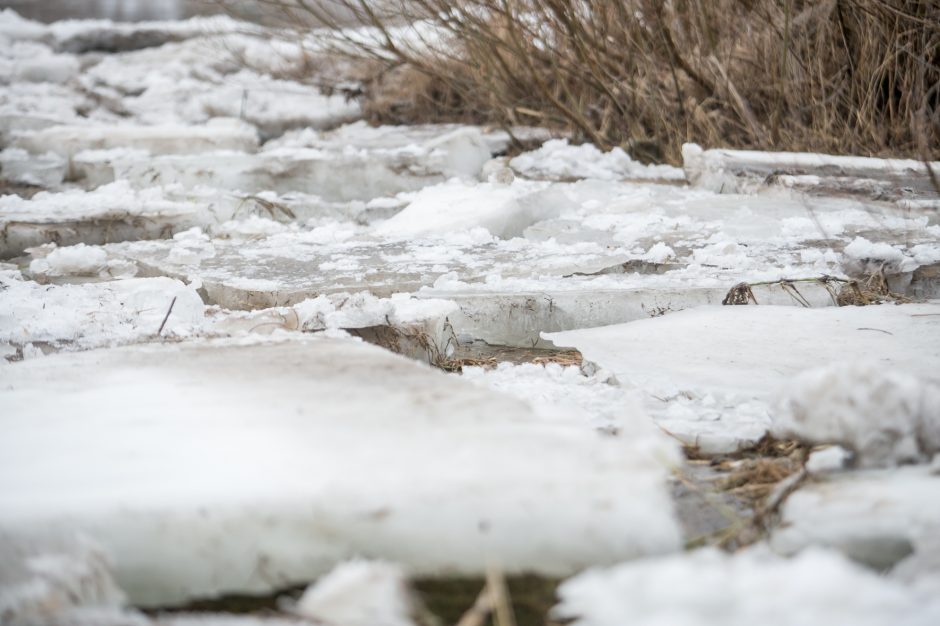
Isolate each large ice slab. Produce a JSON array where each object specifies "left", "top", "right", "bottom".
[
  {"left": 0, "top": 182, "right": 217, "bottom": 258},
  {"left": 772, "top": 465, "right": 940, "bottom": 572},
  {"left": 546, "top": 304, "right": 940, "bottom": 452},
  {"left": 105, "top": 225, "right": 638, "bottom": 310},
  {"left": 554, "top": 546, "right": 940, "bottom": 626},
  {"left": 11, "top": 119, "right": 260, "bottom": 161},
  {"left": 683, "top": 143, "right": 940, "bottom": 200},
  {"left": 0, "top": 337, "right": 681, "bottom": 606},
  {"left": 74, "top": 124, "right": 498, "bottom": 198}
]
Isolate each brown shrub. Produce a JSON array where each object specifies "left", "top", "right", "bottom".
[{"left": 238, "top": 0, "right": 940, "bottom": 164}]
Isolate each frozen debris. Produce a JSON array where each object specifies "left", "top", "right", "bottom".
[
  {"left": 682, "top": 143, "right": 940, "bottom": 199},
  {"left": 546, "top": 303, "right": 940, "bottom": 453},
  {"left": 12, "top": 118, "right": 259, "bottom": 161},
  {"left": 0, "top": 148, "right": 67, "bottom": 188},
  {"left": 510, "top": 139, "right": 684, "bottom": 182},
  {"left": 773, "top": 362, "right": 940, "bottom": 468},
  {"left": 553, "top": 546, "right": 940, "bottom": 626},
  {"left": 772, "top": 465, "right": 940, "bottom": 572},
  {"left": 0, "top": 337, "right": 681, "bottom": 606},
  {"left": 0, "top": 272, "right": 205, "bottom": 353},
  {"left": 291, "top": 560, "right": 417, "bottom": 626}
]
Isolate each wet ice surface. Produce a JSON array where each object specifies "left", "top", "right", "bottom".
[{"left": 2, "top": 7, "right": 940, "bottom": 626}]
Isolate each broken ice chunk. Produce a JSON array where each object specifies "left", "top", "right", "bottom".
[{"left": 773, "top": 362, "right": 940, "bottom": 468}]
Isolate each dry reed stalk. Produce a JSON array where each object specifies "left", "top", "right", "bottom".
[{"left": 225, "top": 0, "right": 939, "bottom": 164}]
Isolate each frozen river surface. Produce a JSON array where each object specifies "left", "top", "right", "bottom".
[{"left": 1, "top": 6, "right": 940, "bottom": 626}]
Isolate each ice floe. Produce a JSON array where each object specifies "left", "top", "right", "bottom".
[
  {"left": 0, "top": 336, "right": 681, "bottom": 606},
  {"left": 546, "top": 303, "right": 940, "bottom": 452}
]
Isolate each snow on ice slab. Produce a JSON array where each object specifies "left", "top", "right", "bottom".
[
  {"left": 545, "top": 304, "right": 940, "bottom": 452},
  {"left": 0, "top": 272, "right": 205, "bottom": 354},
  {"left": 772, "top": 465, "right": 940, "bottom": 572},
  {"left": 0, "top": 337, "right": 681, "bottom": 606},
  {"left": 107, "top": 228, "right": 639, "bottom": 310},
  {"left": 0, "top": 182, "right": 213, "bottom": 259},
  {"left": 553, "top": 546, "right": 940, "bottom": 626}
]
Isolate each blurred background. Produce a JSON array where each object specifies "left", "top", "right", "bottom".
[{"left": 0, "top": 0, "right": 222, "bottom": 21}]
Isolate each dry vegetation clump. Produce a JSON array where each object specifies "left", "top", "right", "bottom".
[{"left": 234, "top": 0, "right": 938, "bottom": 164}]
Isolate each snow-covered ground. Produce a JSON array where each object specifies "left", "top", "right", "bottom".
[{"left": 1, "top": 7, "right": 939, "bottom": 626}]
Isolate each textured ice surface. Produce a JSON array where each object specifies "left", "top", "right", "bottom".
[
  {"left": 0, "top": 337, "right": 681, "bottom": 606},
  {"left": 0, "top": 271, "right": 205, "bottom": 353},
  {"left": 460, "top": 362, "right": 647, "bottom": 435},
  {"left": 772, "top": 464, "right": 940, "bottom": 572},
  {"left": 554, "top": 546, "right": 940, "bottom": 626},
  {"left": 547, "top": 304, "right": 940, "bottom": 452}
]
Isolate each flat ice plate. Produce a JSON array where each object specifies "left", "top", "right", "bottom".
[{"left": 0, "top": 336, "right": 679, "bottom": 607}]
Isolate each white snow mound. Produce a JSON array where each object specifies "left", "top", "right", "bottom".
[{"left": 773, "top": 361, "right": 940, "bottom": 468}]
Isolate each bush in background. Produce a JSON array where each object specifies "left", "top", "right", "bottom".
[{"left": 239, "top": 0, "right": 939, "bottom": 164}]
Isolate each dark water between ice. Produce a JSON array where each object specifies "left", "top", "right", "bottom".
[{"left": 0, "top": 0, "right": 220, "bottom": 22}]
